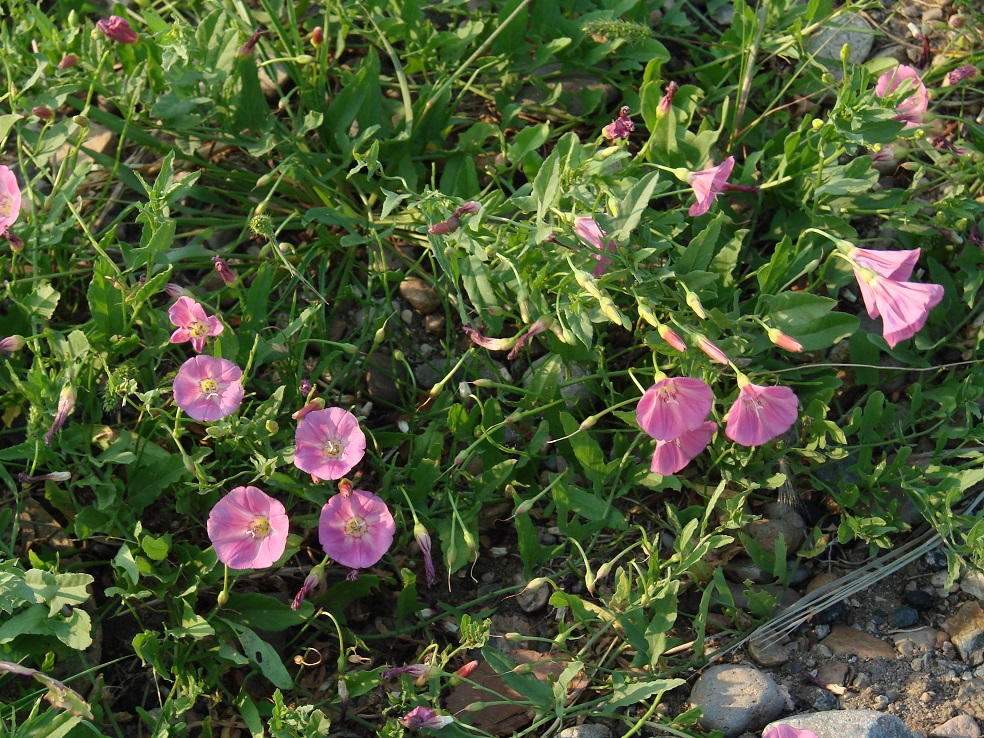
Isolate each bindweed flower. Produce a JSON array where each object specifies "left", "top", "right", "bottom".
[
  {"left": 636, "top": 377, "right": 714, "bottom": 441},
  {"left": 767, "top": 328, "right": 804, "bottom": 352},
  {"left": 168, "top": 296, "right": 223, "bottom": 353},
  {"left": 212, "top": 256, "right": 237, "bottom": 287},
  {"left": 7, "top": 233, "right": 23, "bottom": 252},
  {"left": 415, "top": 522, "right": 436, "bottom": 586},
  {"left": 0, "top": 165, "right": 22, "bottom": 235},
  {"left": 943, "top": 65, "right": 977, "bottom": 87},
  {"left": 462, "top": 325, "right": 516, "bottom": 353},
  {"left": 58, "top": 54, "right": 79, "bottom": 69},
  {"left": 0, "top": 335, "right": 26, "bottom": 354},
  {"left": 291, "top": 396, "right": 325, "bottom": 420},
  {"left": 651, "top": 421, "right": 717, "bottom": 476},
  {"left": 164, "top": 283, "right": 190, "bottom": 299},
  {"left": 453, "top": 201, "right": 480, "bottom": 218},
  {"left": 18, "top": 471, "right": 71, "bottom": 484},
  {"left": 311, "top": 26, "right": 324, "bottom": 48},
  {"left": 399, "top": 706, "right": 454, "bottom": 731},
  {"left": 969, "top": 224, "right": 984, "bottom": 250},
  {"left": 97, "top": 16, "right": 139, "bottom": 44},
  {"left": 874, "top": 64, "right": 929, "bottom": 128},
  {"left": 696, "top": 335, "right": 729, "bottom": 365},
  {"left": 763, "top": 725, "right": 819, "bottom": 738},
  {"left": 382, "top": 663, "right": 435, "bottom": 683},
  {"left": 207, "top": 486, "right": 289, "bottom": 569},
  {"left": 656, "top": 81, "right": 678, "bottom": 119},
  {"left": 429, "top": 215, "right": 460, "bottom": 235},
  {"left": 725, "top": 380, "right": 799, "bottom": 447},
  {"left": 602, "top": 106, "right": 635, "bottom": 140},
  {"left": 294, "top": 407, "right": 366, "bottom": 482},
  {"left": 574, "top": 217, "right": 616, "bottom": 277},
  {"left": 506, "top": 317, "right": 551, "bottom": 360},
  {"left": 454, "top": 660, "right": 479, "bottom": 679},
  {"left": 318, "top": 487, "right": 395, "bottom": 569},
  {"left": 239, "top": 29, "right": 262, "bottom": 58},
  {"left": 291, "top": 564, "right": 324, "bottom": 610},
  {"left": 173, "top": 355, "right": 245, "bottom": 422},
  {"left": 688, "top": 157, "right": 734, "bottom": 217},
  {"left": 657, "top": 324, "right": 687, "bottom": 352},
  {"left": 299, "top": 378, "right": 314, "bottom": 397},
  {"left": 44, "top": 383, "right": 76, "bottom": 446},
  {"left": 33, "top": 106, "right": 53, "bottom": 121}
]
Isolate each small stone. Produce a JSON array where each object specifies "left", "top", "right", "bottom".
[
  {"left": 958, "top": 681, "right": 984, "bottom": 722},
  {"left": 558, "top": 725, "right": 611, "bottom": 738},
  {"left": 725, "top": 558, "right": 773, "bottom": 584},
  {"left": 889, "top": 607, "right": 920, "bottom": 629},
  {"left": 516, "top": 581, "right": 550, "bottom": 613},
  {"left": 925, "top": 549, "right": 949, "bottom": 570},
  {"left": 921, "top": 7, "right": 944, "bottom": 22},
  {"left": 962, "top": 571, "right": 984, "bottom": 601},
  {"left": 401, "top": 309, "right": 413, "bottom": 324},
  {"left": 817, "top": 662, "right": 850, "bottom": 685},
  {"left": 816, "top": 624, "right": 831, "bottom": 639},
  {"left": 744, "top": 517, "right": 804, "bottom": 556},
  {"left": 424, "top": 313, "right": 446, "bottom": 334},
  {"left": 748, "top": 635, "right": 791, "bottom": 667},
  {"left": 814, "top": 644, "right": 833, "bottom": 659},
  {"left": 689, "top": 665, "right": 785, "bottom": 737},
  {"left": 824, "top": 624, "right": 896, "bottom": 660},
  {"left": 816, "top": 601, "right": 848, "bottom": 625},
  {"left": 947, "top": 602, "right": 984, "bottom": 666},
  {"left": 905, "top": 589, "right": 936, "bottom": 611},
  {"left": 931, "top": 713, "right": 981, "bottom": 738},
  {"left": 399, "top": 275, "right": 442, "bottom": 314}
]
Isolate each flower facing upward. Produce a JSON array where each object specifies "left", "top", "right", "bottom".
[
  {"left": 574, "top": 217, "right": 616, "bottom": 277},
  {"left": 0, "top": 165, "right": 22, "bottom": 235},
  {"left": 636, "top": 377, "right": 714, "bottom": 441},
  {"left": 97, "top": 15, "right": 139, "bottom": 44},
  {"left": 602, "top": 106, "right": 635, "bottom": 140},
  {"left": 294, "top": 407, "right": 366, "bottom": 482},
  {"left": 874, "top": 64, "right": 929, "bottom": 128},
  {"left": 168, "top": 296, "right": 223, "bottom": 353},
  {"left": 651, "top": 421, "right": 717, "bottom": 476},
  {"left": 207, "top": 486, "right": 289, "bottom": 569},
  {"left": 688, "top": 156, "right": 734, "bottom": 217},
  {"left": 173, "top": 355, "right": 245, "bottom": 422},
  {"left": 763, "top": 725, "right": 819, "bottom": 738},
  {"left": 399, "top": 706, "right": 454, "bottom": 731},
  {"left": 318, "top": 488, "right": 395, "bottom": 569},
  {"left": 725, "top": 381, "right": 799, "bottom": 447}
]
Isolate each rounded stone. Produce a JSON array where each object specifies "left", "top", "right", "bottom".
[
  {"left": 689, "top": 664, "right": 784, "bottom": 737},
  {"left": 765, "top": 709, "right": 916, "bottom": 738}
]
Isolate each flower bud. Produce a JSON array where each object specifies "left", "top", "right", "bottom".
[
  {"left": 291, "top": 565, "right": 325, "bottom": 610},
  {"left": 657, "top": 324, "right": 687, "bottom": 352},
  {"left": 696, "top": 336, "right": 729, "bottom": 365},
  {"left": 685, "top": 291, "right": 706, "bottom": 319},
  {"left": 33, "top": 106, "right": 53, "bottom": 120},
  {"left": 44, "top": 383, "right": 77, "bottom": 446},
  {"left": 0, "top": 335, "right": 26, "bottom": 353},
  {"left": 58, "top": 54, "right": 79, "bottom": 69},
  {"left": 7, "top": 233, "right": 23, "bottom": 253},
  {"left": 414, "top": 523, "right": 436, "bottom": 586},
  {"left": 311, "top": 26, "right": 324, "bottom": 48},
  {"left": 767, "top": 328, "right": 804, "bottom": 352},
  {"left": 164, "top": 283, "right": 190, "bottom": 298},
  {"left": 18, "top": 471, "right": 71, "bottom": 483},
  {"left": 454, "top": 660, "right": 479, "bottom": 679},
  {"left": 428, "top": 215, "right": 460, "bottom": 235},
  {"left": 212, "top": 256, "right": 237, "bottom": 287},
  {"left": 656, "top": 81, "right": 678, "bottom": 119},
  {"left": 96, "top": 15, "right": 139, "bottom": 45},
  {"left": 239, "top": 29, "right": 262, "bottom": 58}
]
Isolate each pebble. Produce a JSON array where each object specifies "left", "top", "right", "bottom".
[
  {"left": 959, "top": 681, "right": 984, "bottom": 721},
  {"left": 689, "top": 665, "right": 785, "bottom": 737},
  {"left": 816, "top": 624, "right": 831, "bottom": 639},
  {"left": 925, "top": 549, "right": 949, "bottom": 570},
  {"left": 931, "top": 714, "right": 982, "bottom": 738},
  {"left": 399, "top": 275, "right": 442, "bottom": 314},
  {"left": 744, "top": 516, "right": 804, "bottom": 556},
  {"left": 946, "top": 602, "right": 984, "bottom": 666},
  {"left": 424, "top": 313, "right": 446, "bottom": 335},
  {"left": 725, "top": 558, "right": 774, "bottom": 584},
  {"left": 818, "top": 662, "right": 850, "bottom": 686},
  {"left": 748, "top": 635, "right": 791, "bottom": 667},
  {"left": 905, "top": 589, "right": 937, "bottom": 611},
  {"left": 558, "top": 725, "right": 611, "bottom": 738},
  {"left": 894, "top": 627, "right": 939, "bottom": 655},
  {"left": 921, "top": 7, "right": 944, "bottom": 22},
  {"left": 400, "top": 309, "right": 413, "bottom": 324},
  {"left": 824, "top": 624, "right": 896, "bottom": 660},
  {"left": 962, "top": 571, "right": 984, "bottom": 602},
  {"left": 889, "top": 607, "right": 921, "bottom": 629},
  {"left": 765, "top": 709, "right": 916, "bottom": 738},
  {"left": 516, "top": 580, "right": 550, "bottom": 613}
]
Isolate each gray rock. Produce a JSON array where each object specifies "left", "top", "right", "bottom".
[
  {"left": 962, "top": 570, "right": 984, "bottom": 601},
  {"left": 558, "top": 726, "right": 611, "bottom": 738},
  {"left": 399, "top": 275, "right": 442, "bottom": 314},
  {"left": 889, "top": 607, "right": 920, "bottom": 629},
  {"left": 516, "top": 580, "right": 550, "bottom": 613},
  {"left": 725, "top": 557, "right": 773, "bottom": 584},
  {"left": 958, "top": 680, "right": 984, "bottom": 721},
  {"left": 748, "top": 635, "right": 791, "bottom": 667},
  {"left": 805, "top": 13, "right": 875, "bottom": 67},
  {"left": 689, "top": 664, "right": 784, "bottom": 737},
  {"left": 946, "top": 602, "right": 984, "bottom": 666},
  {"left": 765, "top": 710, "right": 916, "bottom": 738},
  {"left": 744, "top": 516, "right": 804, "bottom": 556},
  {"left": 931, "top": 714, "right": 981, "bottom": 738}
]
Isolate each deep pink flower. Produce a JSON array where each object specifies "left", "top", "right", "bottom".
[
  {"left": 97, "top": 16, "right": 139, "bottom": 45},
  {"left": 173, "top": 355, "right": 245, "bottom": 422},
  {"left": 875, "top": 65, "right": 929, "bottom": 128},
  {"left": 294, "top": 407, "right": 366, "bottom": 482},
  {"left": 688, "top": 156, "right": 734, "bottom": 217},
  {"left": 696, "top": 336, "right": 729, "bottom": 365},
  {"left": 763, "top": 725, "right": 819, "bottom": 738},
  {"left": 574, "top": 217, "right": 616, "bottom": 277},
  {"left": 725, "top": 382, "right": 799, "bottom": 447},
  {"left": 849, "top": 246, "right": 920, "bottom": 281},
  {"left": 602, "top": 106, "right": 635, "bottom": 140},
  {"left": 650, "top": 421, "right": 717, "bottom": 476},
  {"left": 318, "top": 488, "right": 395, "bottom": 570},
  {"left": 207, "top": 486, "right": 289, "bottom": 570},
  {"left": 0, "top": 165, "right": 22, "bottom": 235},
  {"left": 212, "top": 256, "right": 237, "bottom": 287},
  {"left": 168, "top": 296, "right": 223, "bottom": 353},
  {"left": 636, "top": 377, "right": 714, "bottom": 441},
  {"left": 399, "top": 706, "right": 454, "bottom": 731}
]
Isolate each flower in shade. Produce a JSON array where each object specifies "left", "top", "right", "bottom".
[
  {"left": 656, "top": 81, "right": 678, "bottom": 119},
  {"left": 602, "top": 106, "right": 635, "bottom": 140},
  {"left": 943, "top": 65, "right": 978, "bottom": 87},
  {"left": 44, "top": 383, "right": 76, "bottom": 447},
  {"left": 399, "top": 706, "right": 454, "bottom": 731},
  {"left": 207, "top": 486, "right": 289, "bottom": 569},
  {"left": 318, "top": 488, "right": 395, "bottom": 570},
  {"left": 212, "top": 256, "right": 237, "bottom": 286},
  {"left": 0, "top": 335, "right": 26, "bottom": 354},
  {"left": 696, "top": 335, "right": 729, "bottom": 365},
  {"left": 574, "top": 217, "right": 616, "bottom": 277},
  {"left": 291, "top": 564, "right": 324, "bottom": 610},
  {"left": 173, "top": 355, "right": 245, "bottom": 422},
  {"left": 0, "top": 165, "right": 22, "bottom": 235},
  {"left": 763, "top": 725, "right": 819, "bottom": 738},
  {"left": 875, "top": 64, "right": 929, "bottom": 128},
  {"left": 688, "top": 156, "right": 734, "bottom": 217},
  {"left": 382, "top": 663, "right": 435, "bottom": 683},
  {"left": 97, "top": 16, "right": 139, "bottom": 44},
  {"left": 168, "top": 296, "right": 223, "bottom": 353},
  {"left": 725, "top": 381, "right": 799, "bottom": 447},
  {"left": 651, "top": 421, "right": 717, "bottom": 476},
  {"left": 18, "top": 471, "right": 71, "bottom": 484},
  {"left": 636, "top": 377, "right": 714, "bottom": 441},
  {"left": 415, "top": 523, "right": 436, "bottom": 586},
  {"left": 294, "top": 407, "right": 366, "bottom": 482}
]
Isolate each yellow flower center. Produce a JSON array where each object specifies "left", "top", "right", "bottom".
[
  {"left": 0, "top": 194, "right": 10, "bottom": 217},
  {"left": 200, "top": 378, "right": 219, "bottom": 397},
  {"left": 190, "top": 321, "right": 209, "bottom": 338},
  {"left": 324, "top": 440, "right": 342, "bottom": 457},
  {"left": 345, "top": 516, "right": 368, "bottom": 539},
  {"left": 249, "top": 516, "right": 271, "bottom": 538}
]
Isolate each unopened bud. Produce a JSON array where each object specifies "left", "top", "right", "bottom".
[
  {"left": 839, "top": 43, "right": 850, "bottom": 65},
  {"left": 572, "top": 269, "right": 603, "bottom": 300},
  {"left": 767, "top": 327, "right": 804, "bottom": 352},
  {"left": 32, "top": 106, "right": 53, "bottom": 120},
  {"left": 656, "top": 80, "right": 678, "bottom": 119},
  {"left": 265, "top": 420, "right": 279, "bottom": 434},
  {"left": 657, "top": 324, "right": 687, "bottom": 352},
  {"left": 0, "top": 335, "right": 26, "bottom": 353},
  {"left": 239, "top": 29, "right": 262, "bottom": 58},
  {"left": 514, "top": 499, "right": 534, "bottom": 516},
  {"left": 311, "top": 26, "right": 324, "bottom": 47},
  {"left": 685, "top": 291, "right": 706, "bottom": 319},
  {"left": 58, "top": 54, "right": 79, "bottom": 69}
]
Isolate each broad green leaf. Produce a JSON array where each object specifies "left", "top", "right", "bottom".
[
  {"left": 224, "top": 620, "right": 293, "bottom": 689},
  {"left": 609, "top": 673, "right": 686, "bottom": 709},
  {"left": 23, "top": 570, "right": 93, "bottom": 616},
  {"left": 763, "top": 292, "right": 859, "bottom": 350},
  {"left": 224, "top": 592, "right": 309, "bottom": 631}
]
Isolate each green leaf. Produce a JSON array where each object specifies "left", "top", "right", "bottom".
[
  {"left": 24, "top": 282, "right": 60, "bottom": 321},
  {"left": 763, "top": 292, "right": 859, "bottom": 350},
  {"left": 224, "top": 620, "right": 293, "bottom": 689},
  {"left": 23, "top": 570, "right": 93, "bottom": 616},
  {"left": 508, "top": 122, "right": 550, "bottom": 163},
  {"left": 224, "top": 592, "right": 309, "bottom": 631},
  {"left": 609, "top": 673, "right": 686, "bottom": 709},
  {"left": 481, "top": 647, "right": 556, "bottom": 710}
]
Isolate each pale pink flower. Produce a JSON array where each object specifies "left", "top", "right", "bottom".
[
  {"left": 399, "top": 706, "right": 454, "bottom": 731},
  {"left": 763, "top": 725, "right": 819, "bottom": 738},
  {"left": 207, "top": 486, "right": 289, "bottom": 569},
  {"left": 44, "top": 384, "right": 76, "bottom": 447},
  {"left": 168, "top": 296, "right": 223, "bottom": 353},
  {"left": 849, "top": 246, "right": 920, "bottom": 281},
  {"left": 294, "top": 407, "right": 366, "bottom": 482},
  {"left": 767, "top": 328, "right": 804, "bottom": 352},
  {"left": 875, "top": 64, "right": 929, "bottom": 128},
  {"left": 0, "top": 165, "right": 22, "bottom": 235},
  {"left": 173, "top": 355, "right": 245, "bottom": 422},
  {"left": 0, "top": 335, "right": 25, "bottom": 353},
  {"left": 688, "top": 156, "right": 734, "bottom": 217},
  {"left": 383, "top": 663, "right": 435, "bottom": 682},
  {"left": 650, "top": 421, "right": 717, "bottom": 476},
  {"left": 725, "top": 382, "right": 799, "bottom": 447},
  {"left": 574, "top": 217, "right": 616, "bottom": 277},
  {"left": 602, "top": 106, "right": 634, "bottom": 140},
  {"left": 97, "top": 16, "right": 139, "bottom": 44},
  {"left": 636, "top": 377, "right": 714, "bottom": 441},
  {"left": 696, "top": 336, "right": 729, "bottom": 365},
  {"left": 318, "top": 488, "right": 395, "bottom": 570}
]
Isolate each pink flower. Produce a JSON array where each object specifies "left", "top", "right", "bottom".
[
  {"left": 212, "top": 256, "right": 237, "bottom": 286},
  {"left": 399, "top": 706, "right": 454, "bottom": 731},
  {"left": 168, "top": 296, "right": 223, "bottom": 353},
  {"left": 725, "top": 382, "right": 799, "bottom": 447},
  {"left": 688, "top": 156, "right": 734, "bottom": 217},
  {"left": 58, "top": 54, "right": 79, "bottom": 69},
  {"left": 97, "top": 15, "right": 139, "bottom": 44},
  {"left": 173, "top": 355, "right": 245, "bottom": 422},
  {"left": 849, "top": 246, "right": 920, "bottom": 281},
  {"left": 291, "top": 565, "right": 324, "bottom": 610},
  {"left": 650, "top": 421, "right": 717, "bottom": 476},
  {"left": 318, "top": 488, "right": 395, "bottom": 570},
  {"left": 207, "top": 486, "right": 289, "bottom": 569},
  {"left": 767, "top": 328, "right": 803, "bottom": 352},
  {"left": 44, "top": 384, "right": 76, "bottom": 447},
  {"left": 602, "top": 106, "right": 635, "bottom": 140},
  {"left": 875, "top": 65, "right": 929, "bottom": 128},
  {"left": 636, "top": 377, "right": 714, "bottom": 441},
  {"left": 943, "top": 65, "right": 978, "bottom": 87},
  {"left": 0, "top": 335, "right": 25, "bottom": 353},
  {"left": 574, "top": 217, "right": 616, "bottom": 277},
  {"left": 656, "top": 81, "right": 678, "bottom": 119},
  {"left": 696, "top": 336, "right": 729, "bottom": 365},
  {"left": 657, "top": 325, "right": 687, "bottom": 352},
  {"left": 294, "top": 407, "right": 366, "bottom": 482},
  {"left": 763, "top": 725, "right": 819, "bottom": 738},
  {"left": 0, "top": 165, "right": 22, "bottom": 235},
  {"left": 415, "top": 523, "right": 436, "bottom": 586}
]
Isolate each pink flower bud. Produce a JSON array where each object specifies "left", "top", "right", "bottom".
[
  {"left": 291, "top": 565, "right": 324, "bottom": 610},
  {"left": 454, "top": 660, "right": 479, "bottom": 679},
  {"left": 0, "top": 335, "right": 26, "bottom": 353},
  {"left": 696, "top": 336, "right": 729, "bottom": 365},
  {"left": 311, "top": 26, "right": 324, "bottom": 48},
  {"left": 428, "top": 215, "right": 460, "bottom": 235},
  {"left": 400, "top": 706, "right": 453, "bottom": 731},
  {"left": 601, "top": 106, "right": 634, "bottom": 140},
  {"left": 453, "top": 201, "right": 481, "bottom": 217},
  {"left": 414, "top": 523, "right": 436, "bottom": 586},
  {"left": 657, "top": 325, "right": 687, "bottom": 352},
  {"left": 299, "top": 378, "right": 314, "bottom": 396},
  {"left": 18, "top": 471, "right": 71, "bottom": 483},
  {"left": 943, "top": 65, "right": 978, "bottom": 87},
  {"left": 33, "top": 107, "right": 53, "bottom": 120},
  {"left": 291, "top": 397, "right": 325, "bottom": 420},
  {"left": 58, "top": 54, "right": 79, "bottom": 69},
  {"left": 239, "top": 29, "right": 262, "bottom": 58},
  {"left": 164, "top": 283, "right": 190, "bottom": 298},
  {"left": 44, "top": 383, "right": 77, "bottom": 446},
  {"left": 97, "top": 16, "right": 139, "bottom": 45},
  {"left": 767, "top": 328, "right": 804, "bottom": 352},
  {"left": 212, "top": 256, "right": 237, "bottom": 286},
  {"left": 7, "top": 233, "right": 23, "bottom": 252},
  {"left": 656, "top": 81, "right": 678, "bottom": 119}
]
